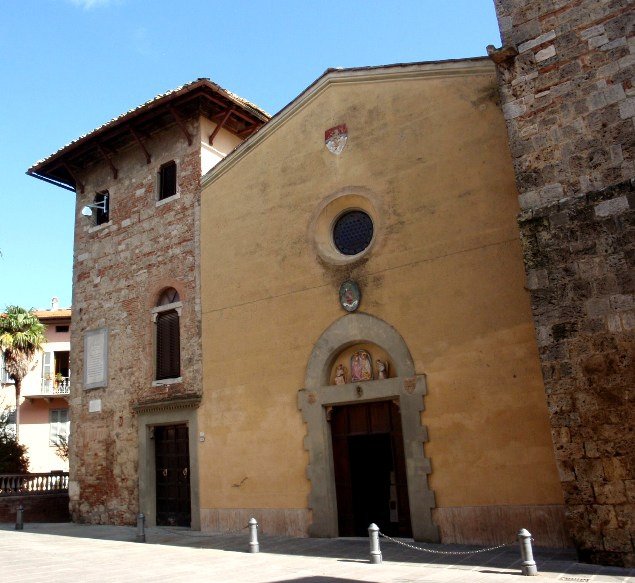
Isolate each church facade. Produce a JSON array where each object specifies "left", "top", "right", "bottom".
[
  {"left": 196, "top": 58, "right": 566, "bottom": 545},
  {"left": 26, "top": 0, "right": 633, "bottom": 567}
]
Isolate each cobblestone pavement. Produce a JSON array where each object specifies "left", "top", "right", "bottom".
[{"left": 1, "top": 523, "right": 633, "bottom": 582}]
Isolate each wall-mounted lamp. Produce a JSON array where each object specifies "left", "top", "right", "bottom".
[{"left": 81, "top": 194, "right": 108, "bottom": 217}]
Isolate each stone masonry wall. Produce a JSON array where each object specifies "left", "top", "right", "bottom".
[
  {"left": 492, "top": 0, "right": 634, "bottom": 567},
  {"left": 520, "top": 182, "right": 634, "bottom": 566},
  {"left": 494, "top": 0, "right": 633, "bottom": 206},
  {"left": 69, "top": 119, "right": 203, "bottom": 525}
]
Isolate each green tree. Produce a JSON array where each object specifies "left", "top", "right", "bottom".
[
  {"left": 0, "top": 410, "right": 29, "bottom": 473},
  {"left": 0, "top": 306, "right": 45, "bottom": 440}
]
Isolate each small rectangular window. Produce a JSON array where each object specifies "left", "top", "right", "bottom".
[
  {"left": 49, "top": 408, "right": 69, "bottom": 446},
  {"left": 156, "top": 310, "right": 180, "bottom": 380},
  {"left": 94, "top": 191, "right": 109, "bottom": 225},
  {"left": 55, "top": 325, "right": 70, "bottom": 333},
  {"left": 159, "top": 161, "right": 177, "bottom": 200}
]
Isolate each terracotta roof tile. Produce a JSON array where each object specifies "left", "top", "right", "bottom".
[
  {"left": 33, "top": 309, "right": 72, "bottom": 320},
  {"left": 28, "top": 78, "right": 269, "bottom": 173}
]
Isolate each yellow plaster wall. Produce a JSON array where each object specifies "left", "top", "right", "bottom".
[{"left": 199, "top": 64, "right": 563, "bottom": 514}]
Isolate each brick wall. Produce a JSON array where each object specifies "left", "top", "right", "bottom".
[
  {"left": 492, "top": 0, "right": 634, "bottom": 567},
  {"left": 69, "top": 119, "right": 203, "bottom": 525}
]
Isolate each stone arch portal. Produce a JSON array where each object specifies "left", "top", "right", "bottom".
[{"left": 298, "top": 312, "right": 438, "bottom": 541}]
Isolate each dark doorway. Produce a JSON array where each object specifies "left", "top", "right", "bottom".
[
  {"left": 330, "top": 401, "right": 412, "bottom": 537},
  {"left": 154, "top": 424, "right": 191, "bottom": 527}
]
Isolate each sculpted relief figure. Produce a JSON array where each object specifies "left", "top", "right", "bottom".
[
  {"left": 351, "top": 350, "right": 373, "bottom": 382},
  {"left": 376, "top": 359, "right": 388, "bottom": 379},
  {"left": 334, "top": 364, "right": 347, "bottom": 385}
]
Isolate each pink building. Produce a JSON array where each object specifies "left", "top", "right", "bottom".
[{"left": 1, "top": 301, "right": 71, "bottom": 472}]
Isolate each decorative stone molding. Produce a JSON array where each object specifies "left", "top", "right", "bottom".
[
  {"left": 299, "top": 312, "right": 438, "bottom": 541},
  {"left": 309, "top": 186, "right": 382, "bottom": 267},
  {"left": 136, "top": 397, "right": 202, "bottom": 530},
  {"left": 133, "top": 394, "right": 201, "bottom": 414}
]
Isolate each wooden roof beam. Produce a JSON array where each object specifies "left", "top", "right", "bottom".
[
  {"left": 198, "top": 93, "right": 261, "bottom": 125},
  {"left": 97, "top": 144, "right": 118, "bottom": 179},
  {"left": 61, "top": 163, "right": 85, "bottom": 193},
  {"left": 169, "top": 106, "right": 192, "bottom": 146},
  {"left": 238, "top": 123, "right": 259, "bottom": 138},
  {"left": 129, "top": 126, "right": 152, "bottom": 164},
  {"left": 209, "top": 108, "right": 234, "bottom": 145}
]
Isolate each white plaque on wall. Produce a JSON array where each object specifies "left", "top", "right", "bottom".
[
  {"left": 88, "top": 399, "right": 102, "bottom": 413},
  {"left": 84, "top": 328, "right": 108, "bottom": 389}
]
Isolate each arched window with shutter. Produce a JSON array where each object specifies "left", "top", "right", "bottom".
[{"left": 153, "top": 288, "right": 181, "bottom": 381}]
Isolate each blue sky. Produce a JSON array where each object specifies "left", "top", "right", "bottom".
[{"left": 0, "top": 0, "right": 500, "bottom": 311}]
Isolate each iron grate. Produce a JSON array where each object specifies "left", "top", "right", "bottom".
[{"left": 333, "top": 210, "right": 374, "bottom": 255}]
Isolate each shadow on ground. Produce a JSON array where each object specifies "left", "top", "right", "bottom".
[{"left": 1, "top": 522, "right": 631, "bottom": 580}]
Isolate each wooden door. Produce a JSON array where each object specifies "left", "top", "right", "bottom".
[
  {"left": 330, "top": 401, "right": 412, "bottom": 537},
  {"left": 155, "top": 424, "right": 191, "bottom": 527}
]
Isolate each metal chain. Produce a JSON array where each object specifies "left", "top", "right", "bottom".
[{"left": 378, "top": 532, "right": 516, "bottom": 555}]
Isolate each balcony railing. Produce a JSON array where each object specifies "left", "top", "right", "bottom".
[
  {"left": 40, "top": 377, "right": 70, "bottom": 395},
  {"left": 0, "top": 472, "right": 69, "bottom": 496}
]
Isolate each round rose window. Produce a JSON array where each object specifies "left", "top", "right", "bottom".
[{"left": 333, "top": 210, "right": 374, "bottom": 256}]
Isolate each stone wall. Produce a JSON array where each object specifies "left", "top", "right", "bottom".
[
  {"left": 0, "top": 493, "right": 70, "bottom": 523},
  {"left": 520, "top": 181, "right": 634, "bottom": 566},
  {"left": 492, "top": 0, "right": 634, "bottom": 567},
  {"left": 69, "top": 119, "right": 203, "bottom": 525},
  {"left": 493, "top": 0, "right": 633, "bottom": 205}
]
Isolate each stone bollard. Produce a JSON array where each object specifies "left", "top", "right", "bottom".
[
  {"left": 517, "top": 528, "right": 538, "bottom": 576},
  {"left": 15, "top": 504, "right": 24, "bottom": 531},
  {"left": 248, "top": 517, "right": 259, "bottom": 553},
  {"left": 368, "top": 523, "right": 382, "bottom": 564},
  {"left": 136, "top": 513, "right": 146, "bottom": 543}
]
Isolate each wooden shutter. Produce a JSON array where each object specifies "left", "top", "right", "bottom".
[
  {"left": 156, "top": 310, "right": 180, "bottom": 380},
  {"left": 50, "top": 409, "right": 69, "bottom": 445},
  {"left": 42, "top": 351, "right": 53, "bottom": 391}
]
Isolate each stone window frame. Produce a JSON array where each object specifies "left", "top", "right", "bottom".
[
  {"left": 151, "top": 292, "right": 183, "bottom": 386},
  {"left": 156, "top": 160, "right": 180, "bottom": 206},
  {"left": 87, "top": 190, "right": 112, "bottom": 233},
  {"left": 309, "top": 187, "right": 383, "bottom": 267},
  {"left": 135, "top": 397, "right": 201, "bottom": 530},
  {"left": 298, "top": 312, "right": 438, "bottom": 541},
  {"left": 93, "top": 190, "right": 110, "bottom": 226}
]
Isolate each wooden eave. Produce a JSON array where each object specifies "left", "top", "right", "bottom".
[
  {"left": 33, "top": 310, "right": 72, "bottom": 325},
  {"left": 27, "top": 80, "right": 269, "bottom": 192}
]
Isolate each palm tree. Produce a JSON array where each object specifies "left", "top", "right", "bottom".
[{"left": 0, "top": 306, "right": 45, "bottom": 440}]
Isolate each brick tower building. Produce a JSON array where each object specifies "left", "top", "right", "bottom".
[
  {"left": 28, "top": 80, "right": 268, "bottom": 527},
  {"left": 490, "top": 0, "right": 634, "bottom": 567}
]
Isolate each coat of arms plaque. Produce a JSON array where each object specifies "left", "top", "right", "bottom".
[{"left": 325, "top": 124, "right": 348, "bottom": 155}]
